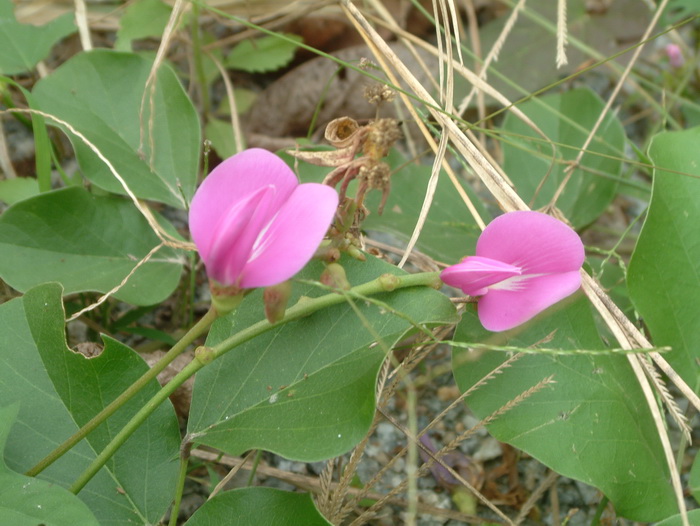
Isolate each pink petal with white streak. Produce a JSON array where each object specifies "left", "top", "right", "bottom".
[
  {"left": 440, "top": 256, "right": 522, "bottom": 296},
  {"left": 477, "top": 271, "right": 582, "bottom": 331},
  {"left": 239, "top": 183, "right": 339, "bottom": 289}
]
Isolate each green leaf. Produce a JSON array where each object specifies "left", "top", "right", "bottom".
[
  {"left": 0, "top": 0, "right": 75, "bottom": 74},
  {"left": 225, "top": 34, "right": 302, "bottom": 73},
  {"left": 451, "top": 295, "right": 676, "bottom": 522},
  {"left": 184, "top": 488, "right": 331, "bottom": 526},
  {"left": 655, "top": 510, "right": 700, "bottom": 526},
  {"left": 689, "top": 452, "right": 700, "bottom": 506},
  {"left": 205, "top": 118, "right": 239, "bottom": 159},
  {"left": 32, "top": 50, "right": 200, "bottom": 208},
  {"left": 0, "top": 178, "right": 39, "bottom": 205},
  {"left": 188, "top": 255, "right": 457, "bottom": 461},
  {"left": 115, "top": 0, "right": 173, "bottom": 52},
  {"left": 501, "top": 87, "right": 625, "bottom": 227},
  {"left": 0, "top": 283, "right": 181, "bottom": 524},
  {"left": 628, "top": 127, "right": 700, "bottom": 387},
  {"left": 0, "top": 187, "right": 183, "bottom": 306},
  {"left": 0, "top": 404, "right": 99, "bottom": 526}
]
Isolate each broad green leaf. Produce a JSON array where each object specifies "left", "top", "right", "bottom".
[
  {"left": 0, "top": 404, "right": 99, "bottom": 526},
  {"left": 451, "top": 295, "right": 676, "bottom": 522},
  {"left": 287, "top": 148, "right": 485, "bottom": 263},
  {"left": 0, "top": 177, "right": 39, "bottom": 205},
  {"left": 32, "top": 50, "right": 200, "bottom": 208},
  {"left": 226, "top": 34, "right": 303, "bottom": 73},
  {"left": 0, "top": 0, "right": 75, "bottom": 74},
  {"left": 115, "top": 0, "right": 173, "bottom": 51},
  {"left": 628, "top": 127, "right": 700, "bottom": 387},
  {"left": 690, "top": 452, "right": 700, "bottom": 506},
  {"left": 188, "top": 255, "right": 457, "bottom": 461},
  {"left": 501, "top": 88, "right": 625, "bottom": 227},
  {"left": 184, "top": 488, "right": 331, "bottom": 526},
  {"left": 0, "top": 187, "right": 183, "bottom": 305},
  {"left": 0, "top": 283, "right": 181, "bottom": 524},
  {"left": 656, "top": 510, "right": 700, "bottom": 526},
  {"left": 205, "top": 118, "right": 238, "bottom": 159}
]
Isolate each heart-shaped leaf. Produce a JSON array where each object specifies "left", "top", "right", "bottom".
[
  {"left": 0, "top": 187, "right": 183, "bottom": 305},
  {"left": 0, "top": 404, "right": 99, "bottom": 526},
  {"left": 184, "top": 488, "right": 331, "bottom": 526},
  {"left": 0, "top": 0, "right": 75, "bottom": 74},
  {"left": 628, "top": 126, "right": 700, "bottom": 387},
  {"left": 32, "top": 50, "right": 200, "bottom": 208},
  {"left": 501, "top": 87, "right": 625, "bottom": 227},
  {"left": 188, "top": 255, "right": 457, "bottom": 461},
  {"left": 451, "top": 295, "right": 676, "bottom": 522},
  {"left": 0, "top": 283, "right": 181, "bottom": 524}
]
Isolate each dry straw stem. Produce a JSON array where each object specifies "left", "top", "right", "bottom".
[
  {"left": 139, "top": 0, "right": 190, "bottom": 171},
  {"left": 514, "top": 470, "right": 559, "bottom": 526},
  {"left": 457, "top": 0, "right": 526, "bottom": 115},
  {"left": 206, "top": 51, "right": 245, "bottom": 153},
  {"left": 395, "top": 0, "right": 456, "bottom": 269},
  {"left": 208, "top": 449, "right": 256, "bottom": 499},
  {"left": 549, "top": 0, "right": 670, "bottom": 208},
  {"left": 73, "top": 0, "right": 93, "bottom": 51},
  {"left": 350, "top": 375, "right": 556, "bottom": 526},
  {"left": 0, "top": 121, "right": 18, "bottom": 178},
  {"left": 341, "top": 354, "right": 522, "bottom": 523},
  {"left": 340, "top": 1, "right": 692, "bottom": 523},
  {"left": 555, "top": 0, "right": 568, "bottom": 68}
]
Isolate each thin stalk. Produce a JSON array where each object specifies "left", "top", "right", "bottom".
[
  {"left": 26, "top": 306, "right": 219, "bottom": 477},
  {"left": 70, "top": 272, "right": 441, "bottom": 493},
  {"left": 246, "top": 450, "right": 263, "bottom": 486},
  {"left": 168, "top": 441, "right": 193, "bottom": 526}
]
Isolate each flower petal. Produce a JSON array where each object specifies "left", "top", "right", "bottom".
[
  {"left": 239, "top": 183, "right": 339, "bottom": 288},
  {"left": 205, "top": 185, "right": 278, "bottom": 285},
  {"left": 476, "top": 211, "right": 584, "bottom": 274},
  {"left": 477, "top": 270, "right": 582, "bottom": 331},
  {"left": 189, "top": 149, "right": 298, "bottom": 262},
  {"left": 440, "top": 256, "right": 522, "bottom": 296}
]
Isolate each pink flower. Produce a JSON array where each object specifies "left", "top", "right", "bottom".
[
  {"left": 665, "top": 44, "right": 684, "bottom": 68},
  {"left": 189, "top": 148, "right": 339, "bottom": 289},
  {"left": 440, "top": 211, "right": 584, "bottom": 332}
]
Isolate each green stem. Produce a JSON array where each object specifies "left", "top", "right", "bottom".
[
  {"left": 246, "top": 450, "right": 263, "bottom": 486},
  {"left": 70, "top": 272, "right": 441, "bottom": 493},
  {"left": 26, "top": 307, "right": 219, "bottom": 477},
  {"left": 589, "top": 495, "right": 609, "bottom": 526},
  {"left": 168, "top": 441, "right": 193, "bottom": 526}
]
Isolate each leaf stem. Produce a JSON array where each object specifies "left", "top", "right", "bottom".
[
  {"left": 69, "top": 271, "right": 441, "bottom": 492},
  {"left": 168, "top": 441, "right": 193, "bottom": 526},
  {"left": 26, "top": 306, "right": 219, "bottom": 477}
]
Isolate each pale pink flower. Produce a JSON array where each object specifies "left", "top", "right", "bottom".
[
  {"left": 189, "top": 148, "right": 339, "bottom": 289},
  {"left": 441, "top": 211, "right": 584, "bottom": 332},
  {"left": 665, "top": 44, "right": 684, "bottom": 68}
]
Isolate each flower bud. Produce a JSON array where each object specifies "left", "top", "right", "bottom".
[
  {"left": 263, "top": 281, "right": 293, "bottom": 324},
  {"left": 320, "top": 263, "right": 351, "bottom": 290}
]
